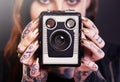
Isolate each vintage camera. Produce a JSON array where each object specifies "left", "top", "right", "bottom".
[{"left": 39, "top": 10, "right": 81, "bottom": 66}]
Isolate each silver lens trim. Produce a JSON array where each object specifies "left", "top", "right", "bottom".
[{"left": 49, "top": 29, "right": 72, "bottom": 51}]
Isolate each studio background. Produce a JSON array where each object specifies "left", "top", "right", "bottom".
[{"left": 0, "top": 0, "right": 120, "bottom": 51}]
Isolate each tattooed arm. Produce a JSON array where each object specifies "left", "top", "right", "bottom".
[
  {"left": 17, "top": 18, "right": 48, "bottom": 82},
  {"left": 21, "top": 65, "right": 48, "bottom": 82},
  {"left": 72, "top": 17, "right": 105, "bottom": 82},
  {"left": 74, "top": 70, "right": 92, "bottom": 82},
  {"left": 74, "top": 70, "right": 106, "bottom": 82}
]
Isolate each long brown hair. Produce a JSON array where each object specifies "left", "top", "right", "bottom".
[
  {"left": 4, "top": 0, "right": 98, "bottom": 81},
  {"left": 4, "top": 0, "right": 33, "bottom": 82},
  {"left": 4, "top": 0, "right": 33, "bottom": 56}
]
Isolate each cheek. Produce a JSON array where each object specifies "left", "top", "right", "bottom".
[
  {"left": 75, "top": 7, "right": 86, "bottom": 16},
  {"left": 30, "top": 1, "right": 48, "bottom": 20},
  {"left": 63, "top": 4, "right": 86, "bottom": 17},
  {"left": 74, "top": 4, "right": 86, "bottom": 16},
  {"left": 30, "top": 2, "right": 40, "bottom": 20}
]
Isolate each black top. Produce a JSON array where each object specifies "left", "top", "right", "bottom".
[{"left": 0, "top": 42, "right": 120, "bottom": 82}]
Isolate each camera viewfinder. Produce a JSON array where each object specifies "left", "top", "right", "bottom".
[
  {"left": 46, "top": 18, "right": 56, "bottom": 29},
  {"left": 66, "top": 18, "right": 76, "bottom": 29}
]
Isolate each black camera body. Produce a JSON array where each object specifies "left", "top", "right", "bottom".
[{"left": 39, "top": 10, "right": 81, "bottom": 66}]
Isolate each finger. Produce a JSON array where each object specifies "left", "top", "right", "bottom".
[
  {"left": 82, "top": 16, "right": 99, "bottom": 34},
  {"left": 21, "top": 18, "right": 39, "bottom": 39},
  {"left": 18, "top": 28, "right": 39, "bottom": 53},
  {"left": 20, "top": 41, "right": 39, "bottom": 66},
  {"left": 30, "top": 58, "right": 48, "bottom": 79},
  {"left": 76, "top": 59, "right": 98, "bottom": 72},
  {"left": 81, "top": 31, "right": 86, "bottom": 39},
  {"left": 82, "top": 39, "right": 105, "bottom": 61},
  {"left": 82, "top": 28, "right": 105, "bottom": 48},
  {"left": 82, "top": 59, "right": 98, "bottom": 71},
  {"left": 30, "top": 58, "right": 40, "bottom": 77}
]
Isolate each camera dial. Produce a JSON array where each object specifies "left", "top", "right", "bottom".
[
  {"left": 46, "top": 18, "right": 56, "bottom": 29},
  {"left": 66, "top": 18, "right": 76, "bottom": 29}
]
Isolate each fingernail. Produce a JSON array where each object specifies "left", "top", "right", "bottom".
[
  {"left": 97, "top": 49, "right": 105, "bottom": 58},
  {"left": 36, "top": 58, "right": 39, "bottom": 63},
  {"left": 33, "top": 18, "right": 39, "bottom": 24},
  {"left": 33, "top": 29, "right": 39, "bottom": 35},
  {"left": 82, "top": 28, "right": 90, "bottom": 33},
  {"left": 81, "top": 58, "right": 88, "bottom": 64},
  {"left": 81, "top": 39, "right": 89, "bottom": 44},
  {"left": 81, "top": 16, "right": 89, "bottom": 22},
  {"left": 34, "top": 40, "right": 38, "bottom": 46},
  {"left": 92, "top": 64, "right": 98, "bottom": 71},
  {"left": 82, "top": 58, "right": 90, "bottom": 65}
]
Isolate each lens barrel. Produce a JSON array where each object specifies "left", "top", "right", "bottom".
[{"left": 50, "top": 30, "right": 71, "bottom": 51}]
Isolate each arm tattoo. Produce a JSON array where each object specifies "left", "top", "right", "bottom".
[
  {"left": 21, "top": 65, "right": 48, "bottom": 82},
  {"left": 74, "top": 70, "right": 92, "bottom": 82},
  {"left": 74, "top": 71, "right": 81, "bottom": 82}
]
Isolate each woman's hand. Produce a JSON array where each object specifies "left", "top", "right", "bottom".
[
  {"left": 17, "top": 18, "right": 47, "bottom": 82},
  {"left": 74, "top": 17, "right": 105, "bottom": 82},
  {"left": 18, "top": 19, "right": 39, "bottom": 65},
  {"left": 17, "top": 16, "right": 105, "bottom": 82}
]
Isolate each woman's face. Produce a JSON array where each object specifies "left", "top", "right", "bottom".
[{"left": 30, "top": 0, "right": 91, "bottom": 19}]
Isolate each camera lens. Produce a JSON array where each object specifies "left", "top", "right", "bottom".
[
  {"left": 66, "top": 18, "right": 76, "bottom": 29},
  {"left": 46, "top": 18, "right": 56, "bottom": 29},
  {"left": 50, "top": 30, "right": 71, "bottom": 51},
  {"left": 55, "top": 35, "right": 65, "bottom": 45}
]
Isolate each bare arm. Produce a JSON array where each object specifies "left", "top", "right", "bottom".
[
  {"left": 17, "top": 18, "right": 48, "bottom": 82},
  {"left": 21, "top": 65, "right": 48, "bottom": 82}
]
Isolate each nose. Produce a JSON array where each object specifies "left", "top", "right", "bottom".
[{"left": 53, "top": 1, "right": 64, "bottom": 11}]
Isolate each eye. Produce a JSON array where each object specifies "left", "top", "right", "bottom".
[
  {"left": 38, "top": 0, "right": 51, "bottom": 5},
  {"left": 66, "top": 0, "right": 80, "bottom": 6}
]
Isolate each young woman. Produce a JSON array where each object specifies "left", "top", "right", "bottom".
[{"left": 3, "top": 0, "right": 120, "bottom": 82}]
